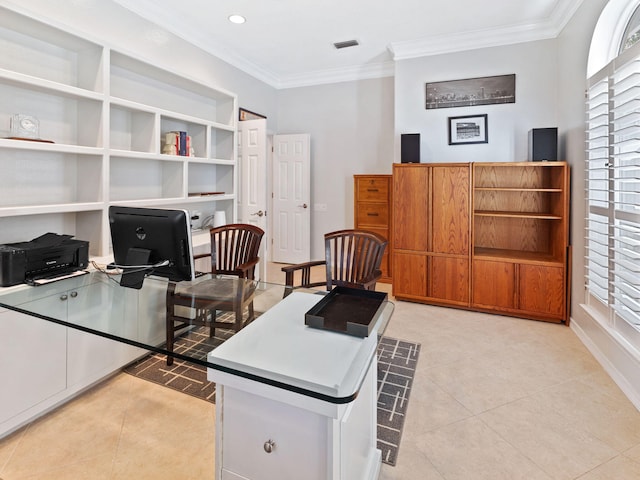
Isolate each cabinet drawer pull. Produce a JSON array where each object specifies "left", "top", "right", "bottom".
[
  {"left": 366, "top": 188, "right": 379, "bottom": 192},
  {"left": 367, "top": 213, "right": 379, "bottom": 216},
  {"left": 263, "top": 439, "right": 276, "bottom": 453}
]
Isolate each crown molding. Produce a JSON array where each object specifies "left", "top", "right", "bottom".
[
  {"left": 388, "top": 24, "right": 555, "bottom": 60},
  {"left": 185, "top": 37, "right": 282, "bottom": 88},
  {"left": 275, "top": 61, "right": 395, "bottom": 89},
  {"left": 389, "top": 0, "right": 585, "bottom": 61},
  {"left": 552, "top": 0, "right": 586, "bottom": 32}
]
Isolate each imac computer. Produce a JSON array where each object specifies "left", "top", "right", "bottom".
[{"left": 109, "top": 206, "right": 195, "bottom": 289}]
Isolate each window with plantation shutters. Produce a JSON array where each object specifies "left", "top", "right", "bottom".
[{"left": 585, "top": 40, "right": 640, "bottom": 330}]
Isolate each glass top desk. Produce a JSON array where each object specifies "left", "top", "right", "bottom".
[{"left": 0, "top": 270, "right": 394, "bottom": 404}]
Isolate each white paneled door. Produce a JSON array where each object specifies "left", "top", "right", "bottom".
[
  {"left": 272, "top": 134, "right": 311, "bottom": 264},
  {"left": 238, "top": 119, "right": 267, "bottom": 280}
]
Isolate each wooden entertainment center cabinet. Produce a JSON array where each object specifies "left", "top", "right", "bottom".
[{"left": 389, "top": 161, "right": 570, "bottom": 323}]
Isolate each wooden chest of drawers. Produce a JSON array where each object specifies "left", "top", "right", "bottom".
[{"left": 354, "top": 175, "right": 392, "bottom": 283}]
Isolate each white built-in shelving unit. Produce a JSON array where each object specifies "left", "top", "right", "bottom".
[{"left": 0, "top": 5, "right": 238, "bottom": 256}]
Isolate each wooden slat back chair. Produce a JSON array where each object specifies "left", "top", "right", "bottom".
[
  {"left": 281, "top": 229, "right": 387, "bottom": 297},
  {"left": 166, "top": 223, "right": 264, "bottom": 365}
]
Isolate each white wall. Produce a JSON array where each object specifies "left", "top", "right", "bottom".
[
  {"left": 556, "top": 0, "right": 608, "bottom": 317},
  {"left": 394, "top": 39, "right": 559, "bottom": 163},
  {"left": 277, "top": 78, "right": 395, "bottom": 258}
]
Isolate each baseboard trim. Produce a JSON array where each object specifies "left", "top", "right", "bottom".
[{"left": 571, "top": 306, "right": 640, "bottom": 412}]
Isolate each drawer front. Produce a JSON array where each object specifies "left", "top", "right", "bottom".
[
  {"left": 357, "top": 177, "right": 389, "bottom": 202},
  {"left": 221, "top": 387, "right": 326, "bottom": 480},
  {"left": 356, "top": 203, "right": 389, "bottom": 228}
]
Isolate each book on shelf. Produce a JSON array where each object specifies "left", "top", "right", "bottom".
[
  {"left": 162, "top": 131, "right": 192, "bottom": 156},
  {"left": 179, "top": 131, "right": 187, "bottom": 156}
]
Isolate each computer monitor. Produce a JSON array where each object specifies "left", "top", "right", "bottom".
[{"left": 108, "top": 206, "right": 195, "bottom": 289}]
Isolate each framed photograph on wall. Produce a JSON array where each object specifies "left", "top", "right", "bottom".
[
  {"left": 448, "top": 114, "right": 488, "bottom": 145},
  {"left": 239, "top": 108, "right": 266, "bottom": 121},
  {"left": 426, "top": 74, "right": 515, "bottom": 109}
]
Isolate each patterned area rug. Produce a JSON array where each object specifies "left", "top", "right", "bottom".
[
  {"left": 123, "top": 326, "right": 420, "bottom": 467},
  {"left": 376, "top": 336, "right": 421, "bottom": 465}
]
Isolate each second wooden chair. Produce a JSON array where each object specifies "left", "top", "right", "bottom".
[{"left": 281, "top": 229, "right": 387, "bottom": 297}]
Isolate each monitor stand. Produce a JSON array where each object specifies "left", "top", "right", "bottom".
[{"left": 120, "top": 247, "right": 151, "bottom": 289}]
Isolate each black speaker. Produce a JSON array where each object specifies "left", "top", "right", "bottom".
[
  {"left": 401, "top": 133, "right": 420, "bottom": 163},
  {"left": 529, "top": 128, "right": 558, "bottom": 161}
]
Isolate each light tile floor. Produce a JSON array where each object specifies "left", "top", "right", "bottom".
[{"left": 2, "top": 264, "right": 640, "bottom": 479}]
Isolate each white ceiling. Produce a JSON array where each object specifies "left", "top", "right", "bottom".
[{"left": 113, "top": 0, "right": 585, "bottom": 89}]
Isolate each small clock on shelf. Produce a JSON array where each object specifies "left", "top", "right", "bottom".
[
  {"left": 7, "top": 114, "right": 53, "bottom": 143},
  {"left": 10, "top": 114, "right": 39, "bottom": 139}
]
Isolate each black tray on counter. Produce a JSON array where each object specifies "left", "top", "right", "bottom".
[{"left": 305, "top": 286, "right": 388, "bottom": 337}]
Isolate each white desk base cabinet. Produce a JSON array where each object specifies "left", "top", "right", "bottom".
[
  {"left": 207, "top": 292, "right": 389, "bottom": 480},
  {"left": 212, "top": 360, "right": 380, "bottom": 480}
]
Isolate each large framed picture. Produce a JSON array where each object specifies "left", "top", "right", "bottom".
[
  {"left": 426, "top": 74, "right": 515, "bottom": 109},
  {"left": 448, "top": 114, "right": 488, "bottom": 145}
]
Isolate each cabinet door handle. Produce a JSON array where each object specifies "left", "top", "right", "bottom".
[
  {"left": 263, "top": 439, "right": 276, "bottom": 453},
  {"left": 60, "top": 294, "right": 68, "bottom": 301},
  {"left": 70, "top": 291, "right": 78, "bottom": 298}
]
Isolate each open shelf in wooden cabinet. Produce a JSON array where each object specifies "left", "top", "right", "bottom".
[
  {"left": 474, "top": 210, "right": 563, "bottom": 219},
  {"left": 473, "top": 247, "right": 564, "bottom": 265},
  {"left": 472, "top": 162, "right": 569, "bottom": 264}
]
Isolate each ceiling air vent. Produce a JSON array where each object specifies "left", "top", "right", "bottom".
[{"left": 333, "top": 39, "right": 359, "bottom": 49}]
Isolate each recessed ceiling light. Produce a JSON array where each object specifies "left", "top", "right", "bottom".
[{"left": 228, "top": 14, "right": 246, "bottom": 24}]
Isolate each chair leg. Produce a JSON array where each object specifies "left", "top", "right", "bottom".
[
  {"left": 248, "top": 301, "right": 255, "bottom": 323},
  {"left": 166, "top": 315, "right": 174, "bottom": 366},
  {"left": 209, "top": 310, "right": 216, "bottom": 338},
  {"left": 234, "top": 307, "right": 243, "bottom": 331},
  {"left": 210, "top": 309, "right": 219, "bottom": 338}
]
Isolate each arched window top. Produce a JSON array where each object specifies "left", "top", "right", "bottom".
[
  {"left": 588, "top": 0, "right": 640, "bottom": 77},
  {"left": 620, "top": 5, "right": 640, "bottom": 53}
]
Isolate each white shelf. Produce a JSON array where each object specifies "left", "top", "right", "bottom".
[
  {"left": 109, "top": 198, "right": 192, "bottom": 208},
  {"left": 0, "top": 5, "right": 238, "bottom": 256},
  {"left": 0, "top": 68, "right": 104, "bottom": 100},
  {"left": 0, "top": 138, "right": 104, "bottom": 155},
  {"left": 188, "top": 157, "right": 235, "bottom": 166},
  {"left": 0, "top": 203, "right": 104, "bottom": 217}
]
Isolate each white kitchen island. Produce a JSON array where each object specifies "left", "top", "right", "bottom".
[{"left": 207, "top": 290, "right": 394, "bottom": 480}]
